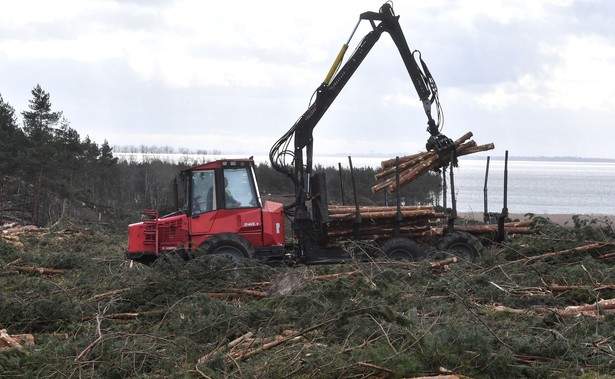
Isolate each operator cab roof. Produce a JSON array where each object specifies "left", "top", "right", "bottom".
[{"left": 182, "top": 158, "right": 255, "bottom": 172}]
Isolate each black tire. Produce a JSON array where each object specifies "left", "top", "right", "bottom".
[
  {"left": 436, "top": 231, "right": 484, "bottom": 262},
  {"left": 197, "top": 233, "right": 255, "bottom": 263},
  {"left": 379, "top": 237, "right": 425, "bottom": 261}
]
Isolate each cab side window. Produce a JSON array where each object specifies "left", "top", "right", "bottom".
[
  {"left": 223, "top": 168, "right": 258, "bottom": 209},
  {"left": 192, "top": 170, "right": 215, "bottom": 215}
]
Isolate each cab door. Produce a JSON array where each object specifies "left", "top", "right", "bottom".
[
  {"left": 207, "top": 166, "right": 264, "bottom": 247},
  {"left": 188, "top": 169, "right": 217, "bottom": 235}
]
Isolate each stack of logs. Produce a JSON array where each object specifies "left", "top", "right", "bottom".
[
  {"left": 323, "top": 132, "right": 512, "bottom": 242},
  {"left": 326, "top": 205, "right": 443, "bottom": 242},
  {"left": 372, "top": 131, "right": 494, "bottom": 194}
]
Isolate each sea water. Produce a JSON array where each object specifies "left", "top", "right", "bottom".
[
  {"left": 312, "top": 156, "right": 615, "bottom": 215},
  {"left": 451, "top": 158, "right": 615, "bottom": 215}
]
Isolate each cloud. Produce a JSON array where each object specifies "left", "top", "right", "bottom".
[
  {"left": 541, "top": 34, "right": 615, "bottom": 111},
  {"left": 1, "top": 0, "right": 614, "bottom": 159},
  {"left": 475, "top": 34, "right": 615, "bottom": 112}
]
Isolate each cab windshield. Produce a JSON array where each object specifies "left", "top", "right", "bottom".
[{"left": 223, "top": 167, "right": 260, "bottom": 209}]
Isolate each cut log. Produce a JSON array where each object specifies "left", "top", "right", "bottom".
[
  {"left": 207, "top": 289, "right": 268, "bottom": 298},
  {"left": 329, "top": 209, "right": 436, "bottom": 221},
  {"left": 487, "top": 304, "right": 531, "bottom": 315},
  {"left": 88, "top": 288, "right": 131, "bottom": 302},
  {"left": 515, "top": 242, "right": 614, "bottom": 264},
  {"left": 431, "top": 257, "right": 457, "bottom": 269},
  {"left": 595, "top": 251, "right": 615, "bottom": 262},
  {"left": 228, "top": 332, "right": 254, "bottom": 348},
  {"left": 0, "top": 329, "right": 34, "bottom": 350},
  {"left": 448, "top": 224, "right": 532, "bottom": 235},
  {"left": 380, "top": 131, "right": 475, "bottom": 169},
  {"left": 326, "top": 226, "right": 441, "bottom": 240},
  {"left": 325, "top": 203, "right": 443, "bottom": 241},
  {"left": 384, "top": 143, "right": 495, "bottom": 194},
  {"left": 0, "top": 329, "right": 21, "bottom": 349},
  {"left": 13, "top": 265, "right": 68, "bottom": 275},
  {"left": 560, "top": 298, "right": 615, "bottom": 316},
  {"left": 328, "top": 205, "right": 434, "bottom": 214},
  {"left": 373, "top": 131, "right": 494, "bottom": 194},
  {"left": 1, "top": 225, "right": 42, "bottom": 235},
  {"left": 376, "top": 153, "right": 437, "bottom": 180},
  {"left": 484, "top": 298, "right": 615, "bottom": 319},
  {"left": 105, "top": 312, "right": 140, "bottom": 320},
  {"left": 545, "top": 283, "right": 615, "bottom": 293},
  {"left": 357, "top": 361, "right": 396, "bottom": 375},
  {"left": 306, "top": 271, "right": 363, "bottom": 281}
]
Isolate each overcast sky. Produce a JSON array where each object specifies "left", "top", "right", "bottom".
[{"left": 1, "top": 0, "right": 614, "bottom": 160}]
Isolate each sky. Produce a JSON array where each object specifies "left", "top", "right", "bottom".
[{"left": 1, "top": 0, "right": 614, "bottom": 160}]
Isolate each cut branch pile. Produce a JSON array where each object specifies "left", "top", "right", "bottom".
[
  {"left": 326, "top": 205, "right": 443, "bottom": 241},
  {"left": 372, "top": 132, "right": 494, "bottom": 194},
  {"left": 221, "top": 329, "right": 307, "bottom": 362},
  {"left": 197, "top": 320, "right": 335, "bottom": 368}
]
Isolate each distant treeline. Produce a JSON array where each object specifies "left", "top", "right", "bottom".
[{"left": 0, "top": 85, "right": 442, "bottom": 228}]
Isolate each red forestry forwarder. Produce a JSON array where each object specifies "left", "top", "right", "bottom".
[{"left": 126, "top": 3, "right": 484, "bottom": 265}]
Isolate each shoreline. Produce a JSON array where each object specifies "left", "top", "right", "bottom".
[{"left": 458, "top": 212, "right": 614, "bottom": 226}]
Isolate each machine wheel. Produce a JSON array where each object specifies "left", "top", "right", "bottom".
[
  {"left": 436, "top": 231, "right": 484, "bottom": 263},
  {"left": 198, "top": 233, "right": 255, "bottom": 263},
  {"left": 379, "top": 237, "right": 425, "bottom": 261}
]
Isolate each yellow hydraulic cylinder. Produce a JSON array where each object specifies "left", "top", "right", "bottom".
[{"left": 323, "top": 44, "right": 349, "bottom": 85}]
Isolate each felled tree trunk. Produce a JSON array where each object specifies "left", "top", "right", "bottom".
[
  {"left": 0, "top": 329, "right": 34, "bottom": 350},
  {"left": 446, "top": 221, "right": 532, "bottom": 235},
  {"left": 372, "top": 132, "right": 494, "bottom": 194},
  {"left": 515, "top": 242, "right": 614, "bottom": 264},
  {"left": 13, "top": 265, "right": 68, "bottom": 275},
  {"left": 326, "top": 204, "right": 443, "bottom": 241}
]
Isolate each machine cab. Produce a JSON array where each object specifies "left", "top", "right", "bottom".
[
  {"left": 183, "top": 159, "right": 261, "bottom": 216},
  {"left": 180, "top": 159, "right": 284, "bottom": 250}
]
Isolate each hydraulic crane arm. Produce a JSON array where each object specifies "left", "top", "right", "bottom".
[{"left": 269, "top": 2, "right": 453, "bottom": 214}]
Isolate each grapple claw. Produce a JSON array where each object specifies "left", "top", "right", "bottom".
[{"left": 426, "top": 133, "right": 454, "bottom": 153}]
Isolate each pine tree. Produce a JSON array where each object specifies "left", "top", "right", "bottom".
[
  {"left": 51, "top": 119, "right": 83, "bottom": 226},
  {"left": 22, "top": 84, "right": 62, "bottom": 143},
  {"left": 0, "top": 94, "right": 25, "bottom": 223},
  {"left": 0, "top": 94, "right": 23, "bottom": 176},
  {"left": 21, "top": 84, "right": 63, "bottom": 225},
  {"left": 97, "top": 140, "right": 119, "bottom": 208}
]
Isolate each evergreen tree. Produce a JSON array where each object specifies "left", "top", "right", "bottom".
[
  {"left": 22, "top": 84, "right": 62, "bottom": 141},
  {"left": 99, "top": 140, "right": 118, "bottom": 167},
  {"left": 97, "top": 140, "right": 119, "bottom": 206},
  {"left": 0, "top": 94, "right": 23, "bottom": 176},
  {"left": 80, "top": 136, "right": 100, "bottom": 201},
  {"left": 51, "top": 119, "right": 83, "bottom": 226},
  {"left": 21, "top": 84, "right": 63, "bottom": 225},
  {"left": 0, "top": 94, "right": 25, "bottom": 223}
]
